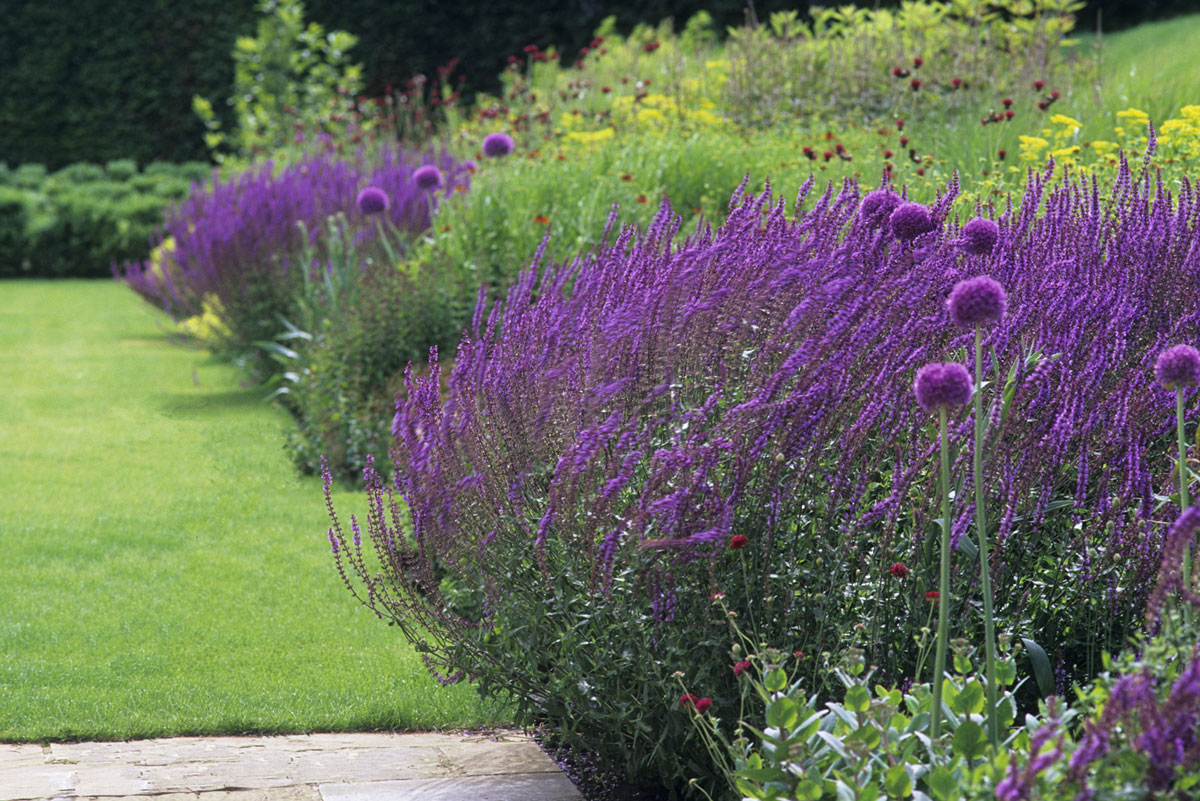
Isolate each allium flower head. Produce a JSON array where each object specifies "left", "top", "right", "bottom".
[
  {"left": 413, "top": 165, "right": 444, "bottom": 191},
  {"left": 482, "top": 132, "right": 515, "bottom": 158},
  {"left": 947, "top": 275, "right": 1007, "bottom": 329},
  {"left": 859, "top": 188, "right": 901, "bottom": 227},
  {"left": 890, "top": 202, "right": 935, "bottom": 241},
  {"left": 355, "top": 186, "right": 389, "bottom": 215},
  {"left": 1155, "top": 344, "right": 1200, "bottom": 389},
  {"left": 958, "top": 217, "right": 1000, "bottom": 255},
  {"left": 914, "top": 362, "right": 973, "bottom": 412}
]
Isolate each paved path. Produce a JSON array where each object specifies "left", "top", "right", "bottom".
[{"left": 0, "top": 731, "right": 581, "bottom": 801}]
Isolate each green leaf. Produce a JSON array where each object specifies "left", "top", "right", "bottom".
[
  {"left": 795, "top": 779, "right": 823, "bottom": 801},
  {"left": 766, "top": 696, "right": 800, "bottom": 730},
  {"left": 926, "top": 766, "right": 958, "bottom": 801},
  {"left": 845, "top": 684, "right": 871, "bottom": 713},
  {"left": 951, "top": 719, "right": 987, "bottom": 761},
  {"left": 953, "top": 681, "right": 984, "bottom": 716},
  {"left": 1020, "top": 636, "right": 1055, "bottom": 698},
  {"left": 884, "top": 764, "right": 913, "bottom": 798},
  {"left": 765, "top": 668, "right": 788, "bottom": 692}
]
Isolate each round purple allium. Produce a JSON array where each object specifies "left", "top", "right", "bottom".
[
  {"left": 413, "top": 165, "right": 444, "bottom": 191},
  {"left": 355, "top": 186, "right": 389, "bottom": 215},
  {"left": 461, "top": 160, "right": 478, "bottom": 173},
  {"left": 1155, "top": 344, "right": 1200, "bottom": 389},
  {"left": 859, "top": 189, "right": 901, "bottom": 227},
  {"left": 889, "top": 202, "right": 935, "bottom": 241},
  {"left": 958, "top": 217, "right": 999, "bottom": 255},
  {"left": 947, "top": 275, "right": 1007, "bottom": 329},
  {"left": 482, "top": 132, "right": 515, "bottom": 158},
  {"left": 914, "top": 362, "right": 973, "bottom": 412}
]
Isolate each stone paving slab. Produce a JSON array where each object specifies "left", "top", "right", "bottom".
[{"left": 2, "top": 731, "right": 582, "bottom": 801}]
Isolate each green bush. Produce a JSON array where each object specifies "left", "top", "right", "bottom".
[
  {"left": 105, "top": 159, "right": 139, "bottom": 181},
  {"left": 12, "top": 164, "right": 47, "bottom": 189},
  {"left": 0, "top": 187, "right": 32, "bottom": 275}
]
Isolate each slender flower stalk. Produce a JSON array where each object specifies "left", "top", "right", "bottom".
[
  {"left": 1156, "top": 343, "right": 1200, "bottom": 628},
  {"left": 948, "top": 273, "right": 1007, "bottom": 748},
  {"left": 914, "top": 361, "right": 973, "bottom": 748}
]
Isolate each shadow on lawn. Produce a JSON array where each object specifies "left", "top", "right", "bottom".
[{"left": 158, "top": 389, "right": 267, "bottom": 418}]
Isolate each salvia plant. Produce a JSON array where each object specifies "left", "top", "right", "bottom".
[
  {"left": 329, "top": 157, "right": 1200, "bottom": 792},
  {"left": 120, "top": 145, "right": 467, "bottom": 353}
]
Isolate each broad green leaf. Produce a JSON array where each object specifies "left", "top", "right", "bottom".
[
  {"left": 926, "top": 766, "right": 957, "bottom": 801},
  {"left": 845, "top": 684, "right": 871, "bottom": 712},
  {"left": 884, "top": 764, "right": 913, "bottom": 798},
  {"left": 951, "top": 719, "right": 987, "bottom": 761},
  {"left": 767, "top": 696, "right": 800, "bottom": 730},
  {"left": 765, "top": 668, "right": 788, "bottom": 692}
]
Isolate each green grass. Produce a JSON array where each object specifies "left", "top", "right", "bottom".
[
  {"left": 1090, "top": 13, "right": 1200, "bottom": 122},
  {"left": 0, "top": 280, "right": 507, "bottom": 742}
]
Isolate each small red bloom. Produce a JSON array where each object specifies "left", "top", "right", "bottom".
[
  {"left": 440, "top": 225, "right": 451, "bottom": 232},
  {"left": 824, "top": 131, "right": 834, "bottom": 140},
  {"left": 889, "top": 562, "right": 909, "bottom": 579},
  {"left": 1005, "top": 110, "right": 1015, "bottom": 120},
  {"left": 835, "top": 143, "right": 845, "bottom": 154},
  {"left": 454, "top": 184, "right": 468, "bottom": 192},
  {"left": 793, "top": 650, "right": 805, "bottom": 659},
  {"left": 679, "top": 693, "right": 698, "bottom": 709},
  {"left": 998, "top": 149, "right": 1007, "bottom": 160},
  {"left": 1033, "top": 80, "right": 1045, "bottom": 90},
  {"left": 694, "top": 697, "right": 713, "bottom": 714},
  {"left": 916, "top": 168, "right": 925, "bottom": 176},
  {"left": 910, "top": 79, "right": 921, "bottom": 91},
  {"left": 1002, "top": 98, "right": 1013, "bottom": 108},
  {"left": 892, "top": 67, "right": 907, "bottom": 78},
  {"left": 636, "top": 194, "right": 648, "bottom": 204},
  {"left": 913, "top": 56, "right": 923, "bottom": 68},
  {"left": 925, "top": 590, "right": 940, "bottom": 603},
  {"left": 896, "top": 119, "right": 905, "bottom": 130},
  {"left": 524, "top": 44, "right": 539, "bottom": 54},
  {"left": 621, "top": 173, "right": 633, "bottom": 181},
  {"left": 601, "top": 85, "right": 611, "bottom": 93},
  {"left": 642, "top": 41, "right": 660, "bottom": 53},
  {"left": 951, "top": 77, "right": 962, "bottom": 88},
  {"left": 733, "top": 660, "right": 751, "bottom": 677},
  {"left": 556, "top": 154, "right": 567, "bottom": 161},
  {"left": 1050, "top": 90, "right": 1060, "bottom": 100},
  {"left": 1037, "top": 101, "right": 1049, "bottom": 111},
  {"left": 533, "top": 215, "right": 550, "bottom": 224},
  {"left": 822, "top": 151, "right": 833, "bottom": 161},
  {"left": 899, "top": 136, "right": 908, "bottom": 146},
  {"left": 729, "top": 534, "right": 749, "bottom": 550},
  {"left": 883, "top": 149, "right": 894, "bottom": 158}
]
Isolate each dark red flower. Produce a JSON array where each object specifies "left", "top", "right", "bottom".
[
  {"left": 729, "top": 534, "right": 749, "bottom": 550},
  {"left": 822, "top": 151, "right": 833, "bottom": 161},
  {"left": 998, "top": 149, "right": 1006, "bottom": 160},
  {"left": 524, "top": 44, "right": 539, "bottom": 54},
  {"left": 896, "top": 119, "right": 905, "bottom": 130},
  {"left": 899, "top": 136, "right": 908, "bottom": 146},
  {"left": 679, "top": 693, "right": 698, "bottom": 709},
  {"left": 694, "top": 697, "right": 713, "bottom": 714},
  {"left": 601, "top": 85, "right": 611, "bottom": 93},
  {"left": 892, "top": 67, "right": 907, "bottom": 78},
  {"left": 889, "top": 562, "right": 909, "bottom": 579},
  {"left": 1033, "top": 79, "right": 1045, "bottom": 90},
  {"left": 883, "top": 149, "right": 894, "bottom": 158},
  {"left": 913, "top": 56, "right": 923, "bottom": 68},
  {"left": 621, "top": 173, "right": 632, "bottom": 181},
  {"left": 733, "top": 660, "right": 751, "bottom": 676},
  {"left": 1051, "top": 90, "right": 1060, "bottom": 100},
  {"left": 533, "top": 215, "right": 550, "bottom": 224},
  {"left": 951, "top": 77, "right": 962, "bottom": 88},
  {"left": 1005, "top": 110, "right": 1015, "bottom": 120},
  {"left": 642, "top": 41, "right": 660, "bottom": 53},
  {"left": 916, "top": 168, "right": 925, "bottom": 176},
  {"left": 925, "top": 590, "right": 940, "bottom": 603},
  {"left": 910, "top": 79, "right": 921, "bottom": 91},
  {"left": 1002, "top": 98, "right": 1013, "bottom": 108}
]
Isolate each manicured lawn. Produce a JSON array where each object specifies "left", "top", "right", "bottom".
[{"left": 0, "top": 280, "right": 506, "bottom": 741}]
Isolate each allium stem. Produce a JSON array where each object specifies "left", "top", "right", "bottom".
[
  {"left": 931, "top": 405, "right": 952, "bottom": 749},
  {"left": 1177, "top": 386, "right": 1194, "bottom": 629},
  {"left": 974, "top": 325, "right": 1000, "bottom": 749}
]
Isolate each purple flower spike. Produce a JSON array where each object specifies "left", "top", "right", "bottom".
[
  {"left": 482, "top": 132, "right": 515, "bottom": 158},
  {"left": 1155, "top": 344, "right": 1200, "bottom": 389},
  {"left": 859, "top": 188, "right": 901, "bottom": 227},
  {"left": 413, "top": 165, "right": 444, "bottom": 191},
  {"left": 355, "top": 186, "right": 389, "bottom": 215},
  {"left": 958, "top": 217, "right": 999, "bottom": 255},
  {"left": 947, "top": 275, "right": 1007, "bottom": 329},
  {"left": 914, "top": 363, "right": 973, "bottom": 412},
  {"left": 890, "top": 202, "right": 936, "bottom": 241}
]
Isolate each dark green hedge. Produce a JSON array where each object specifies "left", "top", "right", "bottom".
[
  {"left": 0, "top": 161, "right": 207, "bottom": 278},
  {"left": 0, "top": 1, "right": 1185, "bottom": 169}
]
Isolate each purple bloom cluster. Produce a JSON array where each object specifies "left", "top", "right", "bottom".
[
  {"left": 947, "top": 275, "right": 1007, "bottom": 329},
  {"left": 1155, "top": 344, "right": 1200, "bottom": 389},
  {"left": 958, "top": 216, "right": 1000, "bottom": 255},
  {"left": 482, "top": 132, "right": 515, "bottom": 158},
  {"left": 121, "top": 146, "right": 467, "bottom": 330},
  {"left": 331, "top": 160, "right": 1200, "bottom": 676},
  {"left": 914, "top": 363, "right": 973, "bottom": 412}
]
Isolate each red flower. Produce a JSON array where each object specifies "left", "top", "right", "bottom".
[
  {"left": 896, "top": 119, "right": 905, "bottom": 130},
  {"left": 913, "top": 56, "right": 923, "bottom": 68},
  {"left": 601, "top": 85, "right": 611, "bottom": 93},
  {"left": 824, "top": 131, "right": 834, "bottom": 140},
  {"left": 883, "top": 149, "right": 894, "bottom": 158},
  {"left": 621, "top": 173, "right": 633, "bottom": 181},
  {"left": 835, "top": 143, "right": 845, "bottom": 154},
  {"left": 1037, "top": 101, "right": 1049, "bottom": 111},
  {"left": 1033, "top": 79, "right": 1045, "bottom": 90},
  {"left": 822, "top": 151, "right": 833, "bottom": 161},
  {"left": 733, "top": 660, "right": 751, "bottom": 677},
  {"left": 899, "top": 136, "right": 908, "bottom": 146},
  {"left": 1050, "top": 90, "right": 1060, "bottom": 100},
  {"left": 642, "top": 41, "right": 660, "bottom": 53},
  {"left": 916, "top": 168, "right": 925, "bottom": 176},
  {"left": 636, "top": 194, "right": 648, "bottom": 204},
  {"left": 533, "top": 215, "right": 550, "bottom": 224},
  {"left": 694, "top": 697, "right": 713, "bottom": 714},
  {"left": 524, "top": 44, "right": 539, "bottom": 54},
  {"left": 892, "top": 67, "right": 908, "bottom": 78},
  {"left": 1002, "top": 97, "right": 1013, "bottom": 108},
  {"left": 951, "top": 77, "right": 962, "bottom": 88},
  {"left": 679, "top": 693, "right": 698, "bottom": 709},
  {"left": 729, "top": 534, "right": 749, "bottom": 550},
  {"left": 454, "top": 184, "right": 468, "bottom": 192},
  {"left": 1005, "top": 110, "right": 1015, "bottom": 120},
  {"left": 998, "top": 149, "right": 1007, "bottom": 160},
  {"left": 925, "top": 590, "right": 940, "bottom": 603},
  {"left": 910, "top": 79, "right": 921, "bottom": 91},
  {"left": 888, "top": 562, "right": 909, "bottom": 579},
  {"left": 793, "top": 650, "right": 805, "bottom": 659}
]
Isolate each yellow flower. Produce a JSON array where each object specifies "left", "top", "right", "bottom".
[
  {"left": 1089, "top": 140, "right": 1116, "bottom": 154},
  {"left": 565, "top": 128, "right": 615, "bottom": 144},
  {"left": 1050, "top": 146, "right": 1081, "bottom": 159},
  {"left": 1116, "top": 108, "right": 1150, "bottom": 126},
  {"left": 178, "top": 294, "right": 231, "bottom": 344},
  {"left": 1050, "top": 114, "right": 1083, "bottom": 131},
  {"left": 1018, "top": 135, "right": 1049, "bottom": 162}
]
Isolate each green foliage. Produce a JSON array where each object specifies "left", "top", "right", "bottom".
[
  {"left": 0, "top": 161, "right": 207, "bottom": 277},
  {"left": 194, "top": 0, "right": 364, "bottom": 163}
]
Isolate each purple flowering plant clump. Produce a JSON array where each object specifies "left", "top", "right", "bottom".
[
  {"left": 328, "top": 160, "right": 1200, "bottom": 791},
  {"left": 120, "top": 145, "right": 467, "bottom": 351}
]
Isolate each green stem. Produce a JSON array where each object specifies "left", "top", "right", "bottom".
[
  {"left": 975, "top": 326, "right": 1000, "bottom": 749},
  {"left": 931, "top": 405, "right": 951, "bottom": 749},
  {"left": 1178, "top": 387, "right": 1193, "bottom": 629}
]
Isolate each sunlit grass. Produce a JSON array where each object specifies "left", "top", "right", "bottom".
[{"left": 0, "top": 280, "right": 507, "bottom": 741}]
